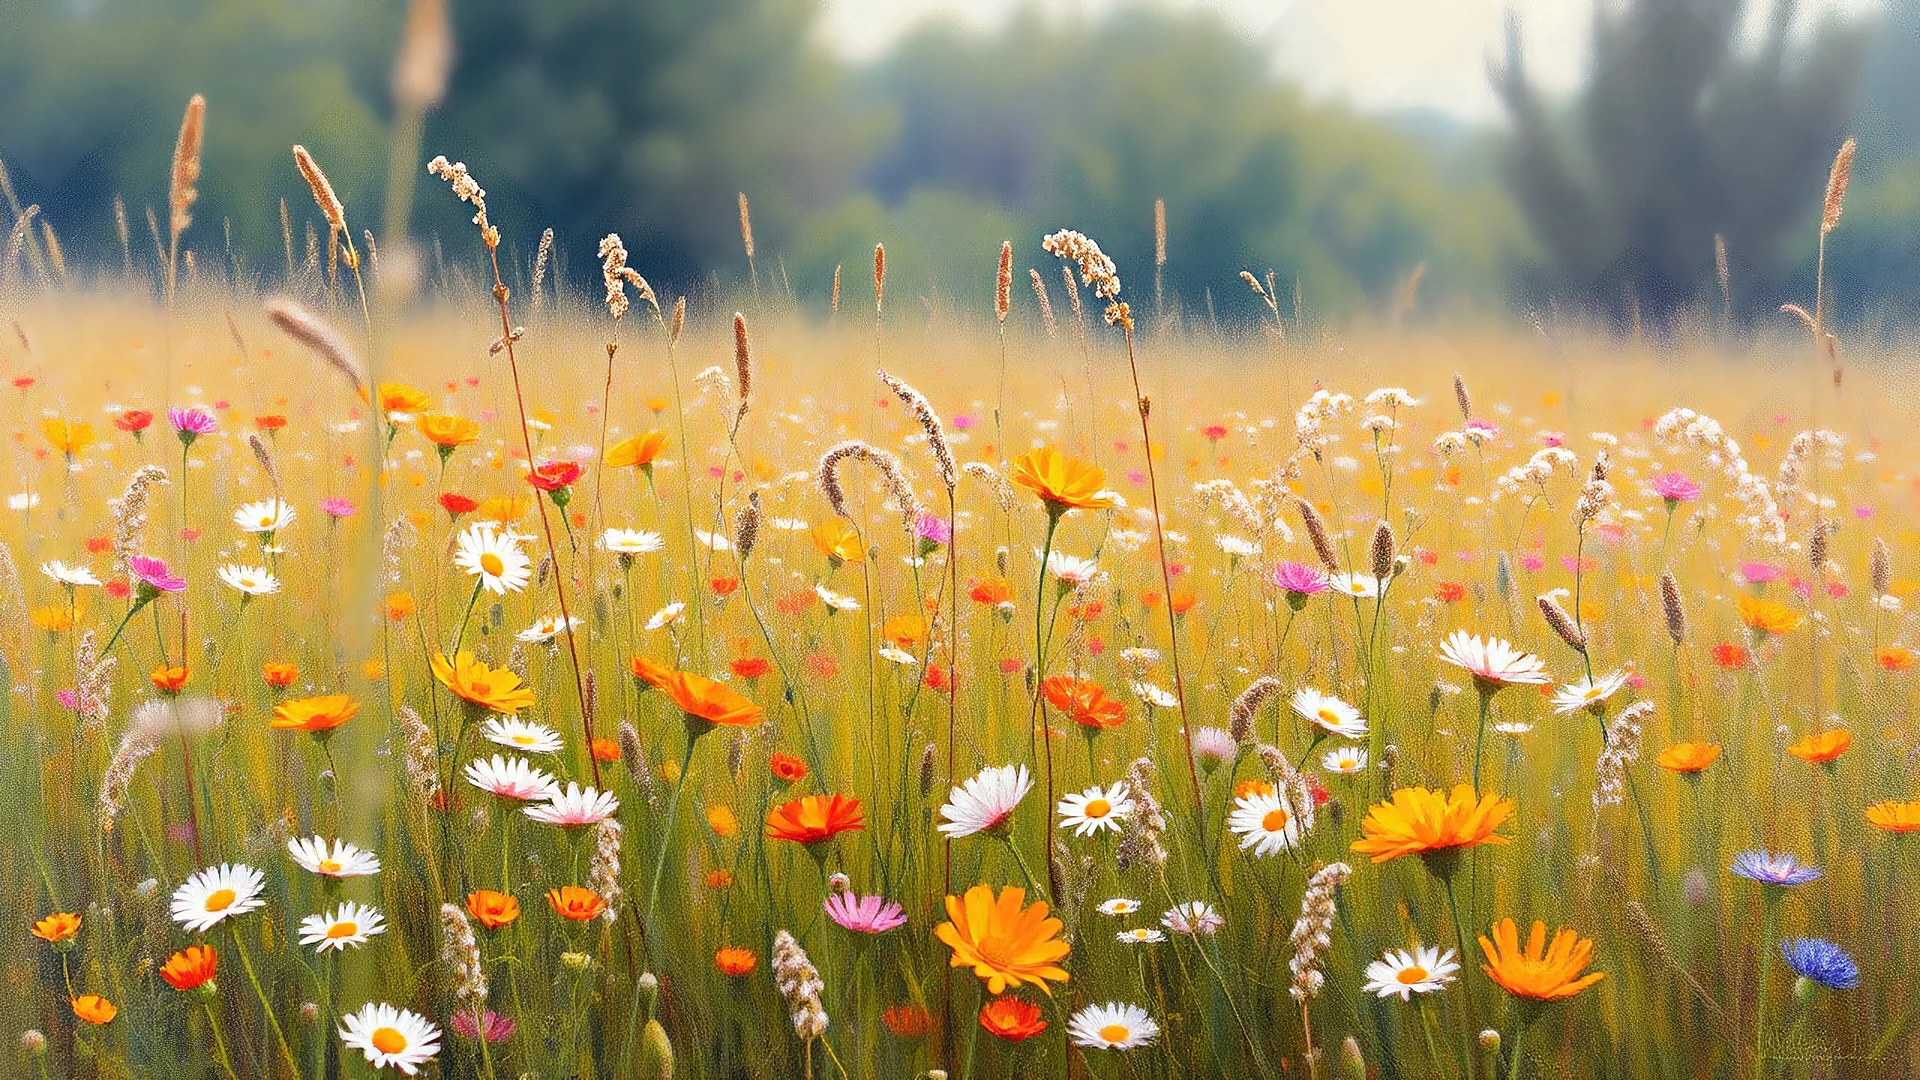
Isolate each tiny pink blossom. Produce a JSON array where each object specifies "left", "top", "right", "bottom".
[
  {"left": 1272, "top": 561, "right": 1330, "bottom": 596},
  {"left": 1739, "top": 562, "right": 1783, "bottom": 585},
  {"left": 450, "top": 1008, "right": 516, "bottom": 1044},
  {"left": 1520, "top": 554, "right": 1545, "bottom": 572},
  {"left": 320, "top": 497, "right": 356, "bottom": 518},
  {"left": 1650, "top": 471, "right": 1701, "bottom": 504},
  {"left": 167, "top": 406, "right": 217, "bottom": 437},
  {"left": 824, "top": 893, "right": 908, "bottom": 934}
]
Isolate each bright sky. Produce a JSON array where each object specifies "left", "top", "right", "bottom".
[{"left": 816, "top": 0, "right": 1885, "bottom": 122}]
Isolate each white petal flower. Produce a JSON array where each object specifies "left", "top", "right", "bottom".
[
  {"left": 338, "top": 1003, "right": 441, "bottom": 1075},
  {"left": 937, "top": 764, "right": 1032, "bottom": 839},
  {"left": 170, "top": 864, "right": 267, "bottom": 933}
]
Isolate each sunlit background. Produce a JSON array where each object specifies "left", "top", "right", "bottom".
[{"left": 0, "top": 0, "right": 1914, "bottom": 328}]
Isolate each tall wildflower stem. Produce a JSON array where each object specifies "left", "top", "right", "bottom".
[
  {"left": 1029, "top": 509, "right": 1062, "bottom": 904},
  {"left": 230, "top": 924, "right": 300, "bottom": 1078},
  {"left": 1441, "top": 873, "right": 1479, "bottom": 1079},
  {"left": 643, "top": 737, "right": 699, "bottom": 950},
  {"left": 1755, "top": 892, "right": 1780, "bottom": 1074}
]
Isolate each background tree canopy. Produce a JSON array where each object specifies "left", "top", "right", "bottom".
[{"left": 0, "top": 0, "right": 1914, "bottom": 327}]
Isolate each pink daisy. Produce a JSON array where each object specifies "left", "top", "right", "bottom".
[{"left": 824, "top": 893, "right": 908, "bottom": 934}]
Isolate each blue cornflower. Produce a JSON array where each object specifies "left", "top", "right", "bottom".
[
  {"left": 1728, "top": 850, "right": 1822, "bottom": 887},
  {"left": 1781, "top": 938, "right": 1860, "bottom": 990}
]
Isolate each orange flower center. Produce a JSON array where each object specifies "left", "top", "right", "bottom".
[
  {"left": 318, "top": 858, "right": 341, "bottom": 874},
  {"left": 1262, "top": 809, "right": 1291, "bottom": 832},
  {"left": 1083, "top": 799, "right": 1111, "bottom": 819},
  {"left": 370, "top": 1027, "right": 408, "bottom": 1055},
  {"left": 1099, "top": 1024, "right": 1131, "bottom": 1044},
  {"left": 204, "top": 888, "right": 236, "bottom": 912},
  {"left": 326, "top": 922, "right": 359, "bottom": 939},
  {"left": 480, "top": 552, "right": 505, "bottom": 577},
  {"left": 1396, "top": 966, "right": 1429, "bottom": 985}
]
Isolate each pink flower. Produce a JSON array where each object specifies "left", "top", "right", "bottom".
[
  {"left": 1126, "top": 470, "right": 1146, "bottom": 484},
  {"left": 1272, "top": 561, "right": 1330, "bottom": 596},
  {"left": 1854, "top": 505, "right": 1874, "bottom": 520},
  {"left": 1650, "top": 471, "right": 1701, "bottom": 504},
  {"left": 56, "top": 689, "right": 80, "bottom": 710},
  {"left": 824, "top": 893, "right": 907, "bottom": 934},
  {"left": 450, "top": 1008, "right": 516, "bottom": 1044},
  {"left": 167, "top": 406, "right": 217, "bottom": 438},
  {"left": 914, "top": 511, "right": 952, "bottom": 545},
  {"left": 1465, "top": 418, "right": 1498, "bottom": 441},
  {"left": 1826, "top": 581, "right": 1849, "bottom": 599},
  {"left": 1739, "top": 562, "right": 1783, "bottom": 585},
  {"left": 951, "top": 414, "right": 976, "bottom": 430},
  {"left": 1541, "top": 431, "right": 1566, "bottom": 448},
  {"left": 129, "top": 555, "right": 187, "bottom": 595},
  {"left": 320, "top": 497, "right": 356, "bottom": 518},
  {"left": 1520, "top": 554, "right": 1545, "bottom": 572}
]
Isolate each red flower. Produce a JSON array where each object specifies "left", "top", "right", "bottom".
[
  {"left": 439, "top": 492, "right": 478, "bottom": 515},
  {"left": 115, "top": 409, "right": 154, "bottom": 433},
  {"left": 979, "top": 995, "right": 1047, "bottom": 1041},
  {"left": 1436, "top": 581, "right": 1467, "bottom": 602},
  {"left": 770, "top": 752, "right": 809, "bottom": 783},
  {"left": 84, "top": 536, "right": 112, "bottom": 555},
  {"left": 591, "top": 737, "right": 621, "bottom": 763},
  {"left": 1710, "top": 642, "right": 1751, "bottom": 670},
  {"left": 254, "top": 415, "right": 287, "bottom": 431},
  {"left": 710, "top": 577, "right": 740, "bottom": 598},
  {"left": 1040, "top": 675, "right": 1126, "bottom": 730},
  {"left": 526, "top": 460, "right": 582, "bottom": 491},
  {"left": 730, "top": 656, "right": 772, "bottom": 680},
  {"left": 106, "top": 580, "right": 131, "bottom": 600}
]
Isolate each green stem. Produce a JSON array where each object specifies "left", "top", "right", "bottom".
[{"left": 232, "top": 925, "right": 302, "bottom": 1079}]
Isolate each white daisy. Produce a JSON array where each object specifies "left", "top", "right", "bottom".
[
  {"left": 217, "top": 564, "right": 280, "bottom": 596},
  {"left": 1097, "top": 898, "right": 1141, "bottom": 916},
  {"left": 1160, "top": 901, "right": 1224, "bottom": 936},
  {"left": 644, "top": 602, "right": 687, "bottom": 630},
  {"left": 1044, "top": 551, "right": 1100, "bottom": 587},
  {"left": 339, "top": 1003, "right": 441, "bottom": 1075},
  {"left": 1438, "top": 630, "right": 1550, "bottom": 688},
  {"left": 234, "top": 498, "right": 296, "bottom": 533},
  {"left": 453, "top": 524, "right": 532, "bottom": 595},
  {"left": 814, "top": 584, "right": 861, "bottom": 612},
  {"left": 524, "top": 782, "right": 620, "bottom": 827},
  {"left": 1291, "top": 688, "right": 1367, "bottom": 739},
  {"left": 516, "top": 615, "right": 583, "bottom": 644},
  {"left": 1130, "top": 681, "right": 1179, "bottom": 709},
  {"left": 1068, "top": 1003, "right": 1159, "bottom": 1050},
  {"left": 600, "top": 528, "right": 664, "bottom": 555},
  {"left": 694, "top": 529, "right": 733, "bottom": 552},
  {"left": 1057, "top": 784, "right": 1135, "bottom": 838},
  {"left": 1321, "top": 745, "right": 1369, "bottom": 776},
  {"left": 937, "top": 764, "right": 1032, "bottom": 839},
  {"left": 1330, "top": 572, "right": 1381, "bottom": 599},
  {"left": 481, "top": 717, "right": 564, "bottom": 755},
  {"left": 1227, "top": 790, "right": 1302, "bottom": 857},
  {"left": 286, "top": 837, "right": 382, "bottom": 879},
  {"left": 10, "top": 492, "right": 41, "bottom": 511},
  {"left": 464, "top": 754, "right": 561, "bottom": 802},
  {"left": 1550, "top": 670, "right": 1629, "bottom": 715},
  {"left": 878, "top": 644, "right": 918, "bottom": 665},
  {"left": 299, "top": 902, "right": 388, "bottom": 953},
  {"left": 1116, "top": 927, "right": 1167, "bottom": 944},
  {"left": 41, "top": 561, "right": 100, "bottom": 587},
  {"left": 1215, "top": 535, "right": 1261, "bottom": 559},
  {"left": 1361, "top": 946, "right": 1460, "bottom": 1001},
  {"left": 170, "top": 864, "right": 267, "bottom": 933}
]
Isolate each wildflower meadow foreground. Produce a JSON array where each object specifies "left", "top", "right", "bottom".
[{"left": 9, "top": 129, "right": 1920, "bottom": 1080}]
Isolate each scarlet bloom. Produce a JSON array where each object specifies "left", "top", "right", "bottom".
[
  {"left": 150, "top": 665, "right": 190, "bottom": 694},
  {"left": 272, "top": 694, "right": 360, "bottom": 733},
  {"left": 714, "top": 946, "right": 757, "bottom": 976},
  {"left": 546, "top": 886, "right": 607, "bottom": 922},
  {"left": 590, "top": 737, "right": 621, "bottom": 763},
  {"left": 765, "top": 794, "right": 865, "bottom": 846},
  {"left": 262, "top": 661, "right": 299, "bottom": 688},
  {"left": 1655, "top": 742, "right": 1722, "bottom": 774},
  {"left": 1710, "top": 642, "right": 1751, "bottom": 670},
  {"left": 439, "top": 492, "right": 478, "bottom": 516},
  {"left": 969, "top": 577, "right": 1013, "bottom": 605},
  {"left": 31, "top": 912, "right": 81, "bottom": 944},
  {"left": 115, "top": 409, "right": 155, "bottom": 433},
  {"left": 979, "top": 995, "right": 1048, "bottom": 1041},
  {"left": 526, "top": 459, "right": 582, "bottom": 492},
  {"left": 730, "top": 656, "right": 772, "bottom": 680},
  {"left": 466, "top": 889, "right": 521, "bottom": 930},
  {"left": 710, "top": 577, "right": 740, "bottom": 598},
  {"left": 1787, "top": 729, "right": 1852, "bottom": 764},
  {"left": 1436, "top": 581, "right": 1467, "bottom": 603},
  {"left": 770, "top": 752, "right": 809, "bottom": 783},
  {"left": 1041, "top": 675, "right": 1126, "bottom": 730},
  {"left": 1009, "top": 445, "right": 1117, "bottom": 511},
  {"left": 160, "top": 945, "right": 218, "bottom": 991},
  {"left": 1169, "top": 590, "right": 1198, "bottom": 615},
  {"left": 882, "top": 1004, "right": 936, "bottom": 1039},
  {"left": 253, "top": 414, "right": 287, "bottom": 431}
]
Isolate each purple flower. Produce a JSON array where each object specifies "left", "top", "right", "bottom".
[
  {"left": 1739, "top": 561, "right": 1783, "bottom": 586},
  {"left": 1272, "top": 561, "right": 1330, "bottom": 596},
  {"left": 128, "top": 555, "right": 187, "bottom": 595},
  {"left": 168, "top": 406, "right": 217, "bottom": 441},
  {"left": 824, "top": 893, "right": 908, "bottom": 934},
  {"left": 449, "top": 1008, "right": 517, "bottom": 1044},
  {"left": 1729, "top": 850, "right": 1822, "bottom": 887},
  {"left": 1650, "top": 471, "right": 1701, "bottom": 504},
  {"left": 914, "top": 511, "right": 951, "bottom": 546},
  {"left": 1780, "top": 938, "right": 1859, "bottom": 990},
  {"left": 320, "top": 497, "right": 356, "bottom": 519}
]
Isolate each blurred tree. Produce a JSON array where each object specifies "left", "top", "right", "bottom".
[{"left": 1490, "top": 0, "right": 1865, "bottom": 328}]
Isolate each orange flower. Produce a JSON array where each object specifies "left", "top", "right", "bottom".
[
  {"left": 271, "top": 694, "right": 360, "bottom": 733},
  {"left": 1787, "top": 728, "right": 1852, "bottom": 764},
  {"left": 416, "top": 413, "right": 481, "bottom": 449},
  {"left": 378, "top": 382, "right": 433, "bottom": 416},
  {"left": 150, "top": 665, "right": 190, "bottom": 694},
  {"left": 714, "top": 946, "right": 758, "bottom": 976},
  {"left": 72, "top": 995, "right": 117, "bottom": 1025},
  {"left": 810, "top": 520, "right": 865, "bottom": 565},
  {"left": 1866, "top": 799, "right": 1920, "bottom": 833},
  {"left": 591, "top": 737, "right": 621, "bottom": 763},
  {"left": 385, "top": 592, "right": 417, "bottom": 622},
  {"left": 1040, "top": 676, "right": 1126, "bottom": 730},
  {"left": 262, "top": 661, "right": 299, "bottom": 688},
  {"left": 432, "top": 651, "right": 536, "bottom": 715},
  {"left": 935, "top": 884, "right": 1071, "bottom": 995},
  {"left": 1655, "top": 742, "right": 1721, "bottom": 774},
  {"left": 545, "top": 886, "right": 607, "bottom": 922},
  {"left": 604, "top": 429, "right": 668, "bottom": 469},
  {"left": 706, "top": 869, "right": 736, "bottom": 889},
  {"left": 883, "top": 1003, "right": 936, "bottom": 1039},
  {"left": 706, "top": 804, "right": 740, "bottom": 838},
  {"left": 31, "top": 606, "right": 72, "bottom": 633},
  {"left": 630, "top": 655, "right": 675, "bottom": 688},
  {"left": 1879, "top": 645, "right": 1915, "bottom": 672},
  {"left": 1478, "top": 919, "right": 1605, "bottom": 1001},
  {"left": 159, "top": 945, "right": 217, "bottom": 991},
  {"left": 1710, "top": 642, "right": 1750, "bottom": 669},
  {"left": 658, "top": 669, "right": 763, "bottom": 731},
  {"left": 978, "top": 995, "right": 1048, "bottom": 1041},
  {"left": 1737, "top": 594, "right": 1804, "bottom": 635},
  {"left": 1234, "top": 778, "right": 1277, "bottom": 801},
  {"left": 769, "top": 752, "right": 809, "bottom": 783},
  {"left": 254, "top": 414, "right": 287, "bottom": 431},
  {"left": 31, "top": 912, "right": 81, "bottom": 945},
  {"left": 765, "top": 794, "right": 865, "bottom": 846},
  {"left": 1350, "top": 785, "right": 1513, "bottom": 866},
  {"left": 710, "top": 577, "right": 740, "bottom": 598},
  {"left": 1009, "top": 446, "right": 1116, "bottom": 511},
  {"left": 883, "top": 613, "right": 929, "bottom": 648},
  {"left": 466, "top": 889, "right": 521, "bottom": 930},
  {"left": 1436, "top": 581, "right": 1467, "bottom": 603},
  {"left": 42, "top": 418, "right": 94, "bottom": 456},
  {"left": 969, "top": 577, "right": 1013, "bottom": 606}
]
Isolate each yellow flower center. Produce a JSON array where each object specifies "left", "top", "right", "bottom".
[
  {"left": 1317, "top": 708, "right": 1341, "bottom": 725},
  {"left": 512, "top": 734, "right": 536, "bottom": 745},
  {"left": 327, "top": 922, "right": 359, "bottom": 939},
  {"left": 204, "top": 888, "right": 236, "bottom": 912},
  {"left": 258, "top": 515, "right": 274, "bottom": 527},
  {"left": 1396, "top": 966, "right": 1429, "bottom": 985},
  {"left": 1084, "top": 799, "right": 1111, "bottom": 819},
  {"left": 1261, "top": 809, "right": 1291, "bottom": 832},
  {"left": 480, "top": 552, "right": 505, "bottom": 577},
  {"left": 1098, "top": 1024, "right": 1131, "bottom": 1044},
  {"left": 370, "top": 1027, "right": 408, "bottom": 1055},
  {"left": 318, "top": 859, "right": 342, "bottom": 874}
]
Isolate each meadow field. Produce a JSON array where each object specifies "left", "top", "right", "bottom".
[{"left": 6, "top": 132, "right": 1920, "bottom": 1080}]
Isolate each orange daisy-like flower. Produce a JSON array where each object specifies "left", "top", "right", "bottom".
[
  {"left": 714, "top": 946, "right": 758, "bottom": 976},
  {"left": 150, "top": 665, "right": 190, "bottom": 694},
  {"left": 377, "top": 382, "right": 433, "bottom": 416},
  {"left": 416, "top": 413, "right": 481, "bottom": 449},
  {"left": 72, "top": 995, "right": 117, "bottom": 1025},
  {"left": 546, "top": 886, "right": 608, "bottom": 922},
  {"left": 1737, "top": 594, "right": 1804, "bottom": 635},
  {"left": 883, "top": 613, "right": 929, "bottom": 649},
  {"left": 42, "top": 418, "right": 94, "bottom": 456},
  {"left": 31, "top": 912, "right": 81, "bottom": 945},
  {"left": 1040, "top": 675, "right": 1126, "bottom": 730},
  {"left": 969, "top": 577, "right": 1014, "bottom": 606},
  {"left": 262, "top": 661, "right": 299, "bottom": 688},
  {"left": 1654, "top": 742, "right": 1722, "bottom": 774},
  {"left": 591, "top": 737, "right": 621, "bottom": 763},
  {"left": 1878, "top": 645, "right": 1915, "bottom": 672},
  {"left": 810, "top": 519, "right": 866, "bottom": 565},
  {"left": 1787, "top": 728, "right": 1852, "bottom": 764},
  {"left": 432, "top": 651, "right": 537, "bottom": 715},
  {"left": 978, "top": 995, "right": 1049, "bottom": 1041},
  {"left": 1478, "top": 918, "right": 1606, "bottom": 1002},
  {"left": 1009, "top": 446, "right": 1117, "bottom": 512},
  {"left": 1349, "top": 785, "right": 1513, "bottom": 865},
  {"left": 466, "top": 889, "right": 521, "bottom": 930},
  {"left": 882, "top": 1003, "right": 935, "bottom": 1039},
  {"left": 1866, "top": 799, "right": 1920, "bottom": 833},
  {"left": 769, "top": 752, "right": 809, "bottom": 784},
  {"left": 935, "top": 884, "right": 1071, "bottom": 996},
  {"left": 271, "top": 694, "right": 360, "bottom": 733},
  {"left": 604, "top": 429, "right": 669, "bottom": 470},
  {"left": 385, "top": 592, "right": 417, "bottom": 622},
  {"left": 659, "top": 669, "right": 763, "bottom": 731},
  {"left": 765, "top": 794, "right": 865, "bottom": 846},
  {"left": 159, "top": 945, "right": 218, "bottom": 992}
]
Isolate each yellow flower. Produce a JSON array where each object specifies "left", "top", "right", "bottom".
[
  {"left": 30, "top": 605, "right": 73, "bottom": 633},
  {"left": 1654, "top": 742, "right": 1721, "bottom": 774},
  {"left": 31, "top": 912, "right": 81, "bottom": 944},
  {"left": 42, "top": 418, "right": 94, "bottom": 456},
  {"left": 432, "top": 651, "right": 536, "bottom": 715},
  {"left": 604, "top": 429, "right": 668, "bottom": 469},
  {"left": 1008, "top": 446, "right": 1116, "bottom": 512},
  {"left": 1866, "top": 799, "right": 1920, "bottom": 833},
  {"left": 1478, "top": 918, "right": 1605, "bottom": 1001},
  {"left": 810, "top": 520, "right": 865, "bottom": 565},
  {"left": 1787, "top": 728, "right": 1852, "bottom": 764},
  {"left": 934, "top": 885, "right": 1070, "bottom": 996},
  {"left": 416, "top": 413, "right": 481, "bottom": 448},
  {"left": 271, "top": 694, "right": 360, "bottom": 733},
  {"left": 706, "top": 804, "right": 740, "bottom": 838},
  {"left": 1349, "top": 785, "right": 1512, "bottom": 865},
  {"left": 378, "top": 383, "right": 433, "bottom": 416},
  {"left": 72, "top": 994, "right": 117, "bottom": 1025},
  {"left": 1737, "top": 594, "right": 1804, "bottom": 635}
]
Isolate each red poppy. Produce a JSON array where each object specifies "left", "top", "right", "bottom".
[
  {"left": 1040, "top": 675, "right": 1126, "bottom": 730},
  {"left": 710, "top": 577, "right": 740, "bottom": 598},
  {"left": 730, "top": 656, "right": 772, "bottom": 680},
  {"left": 115, "top": 409, "right": 154, "bottom": 433},
  {"left": 1710, "top": 642, "right": 1751, "bottom": 670},
  {"left": 770, "top": 752, "right": 809, "bottom": 783},
  {"left": 526, "top": 460, "right": 582, "bottom": 491},
  {"left": 439, "top": 492, "right": 478, "bottom": 515},
  {"left": 254, "top": 415, "right": 288, "bottom": 431},
  {"left": 1436, "top": 581, "right": 1467, "bottom": 603}
]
